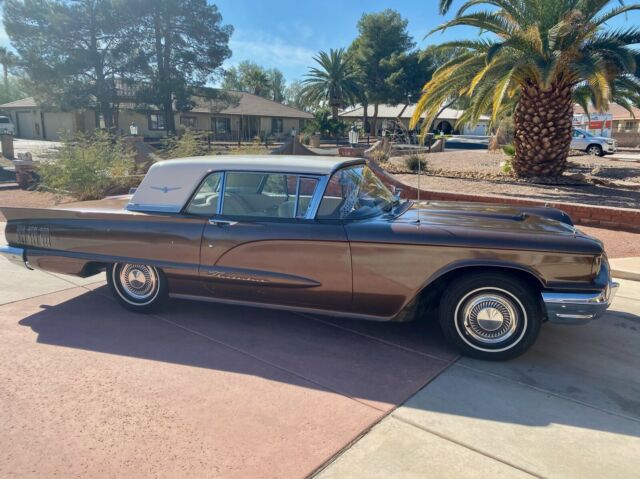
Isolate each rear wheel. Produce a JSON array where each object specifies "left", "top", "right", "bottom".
[
  {"left": 438, "top": 272, "right": 542, "bottom": 360},
  {"left": 107, "top": 263, "right": 168, "bottom": 313}
]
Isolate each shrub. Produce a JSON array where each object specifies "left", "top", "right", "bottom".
[
  {"left": 164, "top": 129, "right": 206, "bottom": 158},
  {"left": 405, "top": 154, "right": 427, "bottom": 172},
  {"left": 38, "top": 131, "right": 136, "bottom": 200},
  {"left": 502, "top": 144, "right": 516, "bottom": 156},
  {"left": 501, "top": 158, "right": 513, "bottom": 174},
  {"left": 370, "top": 149, "right": 389, "bottom": 163}
]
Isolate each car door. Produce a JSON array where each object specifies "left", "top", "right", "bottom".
[
  {"left": 191, "top": 170, "right": 352, "bottom": 313},
  {"left": 571, "top": 129, "right": 587, "bottom": 150}
]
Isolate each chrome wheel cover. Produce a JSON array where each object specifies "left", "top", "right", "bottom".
[
  {"left": 118, "top": 264, "right": 158, "bottom": 301},
  {"left": 454, "top": 287, "right": 528, "bottom": 353},
  {"left": 461, "top": 294, "right": 518, "bottom": 344}
]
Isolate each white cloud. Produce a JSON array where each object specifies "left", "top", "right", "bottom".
[{"left": 224, "top": 30, "right": 316, "bottom": 79}]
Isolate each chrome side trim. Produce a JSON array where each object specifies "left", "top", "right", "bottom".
[
  {"left": 169, "top": 293, "right": 392, "bottom": 322},
  {"left": 542, "top": 280, "right": 619, "bottom": 324},
  {"left": 0, "top": 245, "right": 31, "bottom": 270}
]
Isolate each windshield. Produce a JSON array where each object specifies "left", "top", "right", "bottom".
[
  {"left": 575, "top": 128, "right": 593, "bottom": 137},
  {"left": 317, "top": 165, "right": 395, "bottom": 220}
]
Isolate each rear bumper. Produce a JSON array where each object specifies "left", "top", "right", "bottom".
[
  {"left": 542, "top": 280, "right": 619, "bottom": 324},
  {"left": 0, "top": 245, "right": 31, "bottom": 270}
]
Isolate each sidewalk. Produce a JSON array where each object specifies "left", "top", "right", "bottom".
[{"left": 317, "top": 279, "right": 640, "bottom": 479}]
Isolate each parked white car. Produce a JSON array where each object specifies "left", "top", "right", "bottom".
[
  {"left": 0, "top": 116, "right": 15, "bottom": 135},
  {"left": 571, "top": 128, "right": 617, "bottom": 156}
]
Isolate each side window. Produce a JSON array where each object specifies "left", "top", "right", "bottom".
[
  {"left": 317, "top": 165, "right": 394, "bottom": 220},
  {"left": 185, "top": 172, "right": 223, "bottom": 216},
  {"left": 221, "top": 172, "right": 318, "bottom": 219},
  {"left": 297, "top": 177, "right": 318, "bottom": 218}
]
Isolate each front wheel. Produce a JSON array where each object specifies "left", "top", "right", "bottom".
[
  {"left": 586, "top": 144, "right": 604, "bottom": 156},
  {"left": 438, "top": 273, "right": 542, "bottom": 360},
  {"left": 107, "top": 263, "right": 168, "bottom": 313}
]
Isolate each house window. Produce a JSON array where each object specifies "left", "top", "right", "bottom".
[
  {"left": 271, "top": 118, "right": 283, "bottom": 134},
  {"left": 213, "top": 117, "right": 230, "bottom": 134},
  {"left": 148, "top": 113, "right": 165, "bottom": 130},
  {"left": 180, "top": 116, "right": 197, "bottom": 128},
  {"left": 623, "top": 120, "right": 635, "bottom": 132}
]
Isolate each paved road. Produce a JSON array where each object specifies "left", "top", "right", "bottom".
[{"left": 1, "top": 224, "right": 638, "bottom": 478}]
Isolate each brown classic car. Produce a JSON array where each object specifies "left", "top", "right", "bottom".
[{"left": 0, "top": 156, "right": 618, "bottom": 360}]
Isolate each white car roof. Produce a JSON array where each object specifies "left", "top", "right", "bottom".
[{"left": 128, "top": 155, "right": 364, "bottom": 213}]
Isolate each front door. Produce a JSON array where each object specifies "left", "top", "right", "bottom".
[{"left": 189, "top": 170, "right": 352, "bottom": 313}]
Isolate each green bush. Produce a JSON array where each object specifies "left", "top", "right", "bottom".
[
  {"left": 502, "top": 144, "right": 516, "bottom": 156},
  {"left": 164, "top": 129, "right": 206, "bottom": 158},
  {"left": 38, "top": 131, "right": 136, "bottom": 200},
  {"left": 405, "top": 154, "right": 427, "bottom": 172},
  {"left": 370, "top": 149, "right": 389, "bottom": 163},
  {"left": 501, "top": 158, "right": 513, "bottom": 174}
]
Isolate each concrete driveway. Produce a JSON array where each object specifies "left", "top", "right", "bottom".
[
  {"left": 1, "top": 223, "right": 639, "bottom": 478},
  {"left": 0, "top": 225, "right": 456, "bottom": 478}
]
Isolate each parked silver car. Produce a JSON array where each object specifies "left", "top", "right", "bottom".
[
  {"left": 571, "top": 128, "right": 617, "bottom": 156},
  {"left": 0, "top": 116, "right": 15, "bottom": 135}
]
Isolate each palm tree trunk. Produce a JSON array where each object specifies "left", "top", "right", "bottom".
[
  {"left": 362, "top": 101, "right": 368, "bottom": 133},
  {"left": 2, "top": 64, "right": 8, "bottom": 93},
  {"left": 331, "top": 105, "right": 339, "bottom": 121},
  {"left": 512, "top": 82, "right": 573, "bottom": 177},
  {"left": 370, "top": 103, "right": 379, "bottom": 136}
]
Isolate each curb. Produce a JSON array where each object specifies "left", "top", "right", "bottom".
[
  {"left": 610, "top": 258, "right": 640, "bottom": 282},
  {"left": 368, "top": 161, "right": 640, "bottom": 234}
]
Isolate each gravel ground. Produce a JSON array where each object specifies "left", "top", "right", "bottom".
[
  {"left": 0, "top": 184, "right": 74, "bottom": 221},
  {"left": 390, "top": 150, "right": 640, "bottom": 179},
  {"left": 389, "top": 150, "right": 640, "bottom": 209},
  {"left": 579, "top": 226, "right": 640, "bottom": 258},
  {"left": 397, "top": 173, "right": 640, "bottom": 209}
]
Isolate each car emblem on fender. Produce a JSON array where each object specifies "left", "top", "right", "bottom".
[{"left": 151, "top": 186, "right": 182, "bottom": 193}]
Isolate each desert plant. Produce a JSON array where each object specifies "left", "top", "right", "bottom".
[
  {"left": 38, "top": 131, "right": 136, "bottom": 200},
  {"left": 405, "top": 154, "right": 427, "bottom": 172},
  {"left": 164, "top": 129, "right": 206, "bottom": 158},
  {"left": 502, "top": 144, "right": 516, "bottom": 157},
  {"left": 414, "top": 0, "right": 640, "bottom": 178},
  {"left": 370, "top": 149, "right": 389, "bottom": 163}
]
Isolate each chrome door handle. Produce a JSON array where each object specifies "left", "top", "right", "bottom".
[{"left": 209, "top": 218, "right": 238, "bottom": 227}]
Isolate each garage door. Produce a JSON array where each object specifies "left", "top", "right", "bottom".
[
  {"left": 43, "top": 112, "right": 74, "bottom": 140},
  {"left": 16, "top": 112, "right": 37, "bottom": 139}
]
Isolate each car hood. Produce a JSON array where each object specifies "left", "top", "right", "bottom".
[
  {"left": 396, "top": 201, "right": 576, "bottom": 235},
  {"left": 346, "top": 200, "right": 603, "bottom": 255}
]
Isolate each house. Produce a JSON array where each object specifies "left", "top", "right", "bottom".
[
  {"left": 574, "top": 103, "right": 640, "bottom": 147},
  {"left": 339, "top": 104, "right": 490, "bottom": 136},
  {"left": 0, "top": 90, "right": 313, "bottom": 141}
]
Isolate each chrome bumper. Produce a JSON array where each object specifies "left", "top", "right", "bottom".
[
  {"left": 0, "top": 245, "right": 31, "bottom": 269},
  {"left": 542, "top": 280, "right": 619, "bottom": 324}
]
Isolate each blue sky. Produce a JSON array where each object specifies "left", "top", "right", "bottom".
[
  {"left": 1, "top": 1, "right": 638, "bottom": 84},
  {"left": 214, "top": 0, "right": 640, "bottom": 82}
]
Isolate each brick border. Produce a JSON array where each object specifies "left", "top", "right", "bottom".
[{"left": 368, "top": 160, "right": 640, "bottom": 233}]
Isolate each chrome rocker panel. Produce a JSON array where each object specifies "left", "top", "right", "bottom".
[{"left": 542, "top": 280, "right": 619, "bottom": 324}]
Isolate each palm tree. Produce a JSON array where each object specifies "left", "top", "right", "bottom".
[
  {"left": 412, "top": 0, "right": 640, "bottom": 177},
  {"left": 0, "top": 47, "right": 18, "bottom": 93},
  {"left": 302, "top": 48, "right": 360, "bottom": 120}
]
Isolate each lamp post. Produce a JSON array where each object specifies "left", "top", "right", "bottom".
[{"left": 348, "top": 125, "right": 359, "bottom": 148}]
